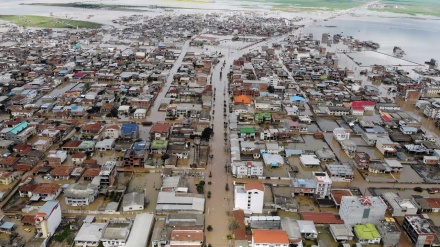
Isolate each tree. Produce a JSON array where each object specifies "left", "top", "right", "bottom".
[
  {"left": 98, "top": 241, "right": 104, "bottom": 247},
  {"left": 225, "top": 183, "right": 229, "bottom": 191},
  {"left": 228, "top": 218, "right": 240, "bottom": 231},
  {"left": 84, "top": 82, "right": 91, "bottom": 92},
  {"left": 207, "top": 191, "right": 211, "bottom": 198},
  {"left": 226, "top": 234, "right": 233, "bottom": 240},
  {"left": 201, "top": 127, "right": 213, "bottom": 141},
  {"left": 161, "top": 153, "right": 170, "bottom": 164},
  {"left": 207, "top": 225, "right": 213, "bottom": 231},
  {"left": 267, "top": 85, "right": 275, "bottom": 94},
  {"left": 414, "top": 187, "right": 423, "bottom": 192}
]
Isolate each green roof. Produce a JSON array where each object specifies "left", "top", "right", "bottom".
[
  {"left": 240, "top": 128, "right": 255, "bottom": 134},
  {"left": 10, "top": 121, "right": 28, "bottom": 135},
  {"left": 151, "top": 140, "right": 168, "bottom": 149},
  {"left": 255, "top": 112, "right": 271, "bottom": 120},
  {"left": 354, "top": 223, "right": 381, "bottom": 240}
]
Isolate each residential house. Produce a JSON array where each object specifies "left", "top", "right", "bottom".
[
  {"left": 104, "top": 125, "right": 120, "bottom": 139},
  {"left": 32, "top": 183, "right": 62, "bottom": 201},
  {"left": 251, "top": 229, "right": 289, "bottom": 247},
  {"left": 120, "top": 123, "right": 139, "bottom": 139},
  {"left": 72, "top": 153, "right": 87, "bottom": 165},
  {"left": 0, "top": 171, "right": 14, "bottom": 185},
  {"left": 150, "top": 122, "right": 172, "bottom": 140},
  {"left": 354, "top": 224, "right": 381, "bottom": 244},
  {"left": 50, "top": 166, "right": 74, "bottom": 180},
  {"left": 376, "top": 137, "right": 398, "bottom": 156},
  {"left": 81, "top": 123, "right": 103, "bottom": 138},
  {"left": 333, "top": 128, "right": 350, "bottom": 142}
]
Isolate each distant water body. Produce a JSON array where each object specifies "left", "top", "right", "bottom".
[{"left": 0, "top": 0, "right": 439, "bottom": 64}]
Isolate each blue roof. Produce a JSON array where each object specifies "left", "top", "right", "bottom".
[
  {"left": 290, "top": 96, "right": 305, "bottom": 102},
  {"left": 285, "top": 149, "right": 303, "bottom": 156},
  {"left": 71, "top": 106, "right": 84, "bottom": 112},
  {"left": 10, "top": 121, "right": 28, "bottom": 135},
  {"left": 0, "top": 222, "right": 14, "bottom": 230},
  {"left": 133, "top": 140, "right": 148, "bottom": 150},
  {"left": 59, "top": 69, "right": 68, "bottom": 74},
  {"left": 121, "top": 123, "right": 138, "bottom": 134},
  {"left": 39, "top": 201, "right": 59, "bottom": 219},
  {"left": 401, "top": 126, "right": 418, "bottom": 132}
]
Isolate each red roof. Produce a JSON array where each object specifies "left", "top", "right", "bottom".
[
  {"left": 352, "top": 105, "right": 364, "bottom": 111},
  {"left": 351, "top": 101, "right": 375, "bottom": 107},
  {"left": 245, "top": 182, "right": 265, "bottom": 191},
  {"left": 301, "top": 212, "right": 344, "bottom": 224},
  {"left": 150, "top": 123, "right": 171, "bottom": 134},
  {"left": 252, "top": 229, "right": 289, "bottom": 244},
  {"left": 233, "top": 210, "right": 252, "bottom": 241}
]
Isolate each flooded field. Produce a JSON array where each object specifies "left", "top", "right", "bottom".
[
  {"left": 286, "top": 135, "right": 329, "bottom": 152},
  {"left": 346, "top": 50, "right": 421, "bottom": 67},
  {"left": 357, "top": 146, "right": 383, "bottom": 160}
]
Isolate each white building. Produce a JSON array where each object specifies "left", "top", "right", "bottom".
[
  {"left": 381, "top": 192, "right": 418, "bottom": 217},
  {"left": 333, "top": 127, "right": 351, "bottom": 142},
  {"left": 133, "top": 108, "right": 147, "bottom": 119},
  {"left": 95, "top": 139, "right": 115, "bottom": 151},
  {"left": 122, "top": 192, "right": 145, "bottom": 212},
  {"left": 234, "top": 182, "right": 265, "bottom": 214},
  {"left": 101, "top": 220, "right": 132, "bottom": 247},
  {"left": 64, "top": 183, "right": 99, "bottom": 206},
  {"left": 35, "top": 200, "right": 62, "bottom": 238},
  {"left": 104, "top": 125, "right": 120, "bottom": 139},
  {"left": 231, "top": 161, "right": 264, "bottom": 178},
  {"left": 74, "top": 217, "right": 106, "bottom": 246},
  {"left": 313, "top": 172, "right": 332, "bottom": 199},
  {"left": 339, "top": 196, "right": 387, "bottom": 226}
]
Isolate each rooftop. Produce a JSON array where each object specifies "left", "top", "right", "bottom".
[
  {"left": 354, "top": 223, "right": 381, "bottom": 240},
  {"left": 252, "top": 229, "right": 289, "bottom": 244}
]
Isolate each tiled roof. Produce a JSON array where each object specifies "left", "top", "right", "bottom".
[{"left": 252, "top": 229, "right": 289, "bottom": 244}]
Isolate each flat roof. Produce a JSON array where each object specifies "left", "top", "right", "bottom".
[{"left": 125, "top": 213, "right": 155, "bottom": 247}]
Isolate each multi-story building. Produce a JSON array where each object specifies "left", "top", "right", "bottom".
[
  {"left": 339, "top": 196, "right": 387, "bottom": 226},
  {"left": 313, "top": 172, "right": 332, "bottom": 199},
  {"left": 402, "top": 215, "right": 437, "bottom": 247},
  {"left": 333, "top": 127, "right": 351, "bottom": 142},
  {"left": 149, "top": 122, "right": 172, "bottom": 140},
  {"left": 234, "top": 182, "right": 265, "bottom": 214},
  {"left": 35, "top": 200, "right": 61, "bottom": 238},
  {"left": 381, "top": 192, "right": 418, "bottom": 217},
  {"left": 123, "top": 149, "right": 147, "bottom": 167},
  {"left": 376, "top": 137, "right": 398, "bottom": 157},
  {"left": 64, "top": 183, "right": 99, "bottom": 206},
  {"left": 120, "top": 123, "right": 139, "bottom": 140},
  {"left": 4, "top": 121, "right": 36, "bottom": 143},
  {"left": 231, "top": 161, "right": 264, "bottom": 178},
  {"left": 99, "top": 161, "right": 117, "bottom": 187},
  {"left": 377, "top": 218, "right": 401, "bottom": 247}
]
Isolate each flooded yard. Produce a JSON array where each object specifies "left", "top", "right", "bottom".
[
  {"left": 315, "top": 117, "right": 340, "bottom": 132},
  {"left": 357, "top": 146, "right": 383, "bottom": 160},
  {"left": 287, "top": 156, "right": 324, "bottom": 179},
  {"left": 412, "top": 164, "right": 440, "bottom": 183},
  {"left": 126, "top": 172, "right": 162, "bottom": 212},
  {"left": 264, "top": 166, "right": 290, "bottom": 178},
  {"left": 394, "top": 165, "right": 425, "bottom": 183}
]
